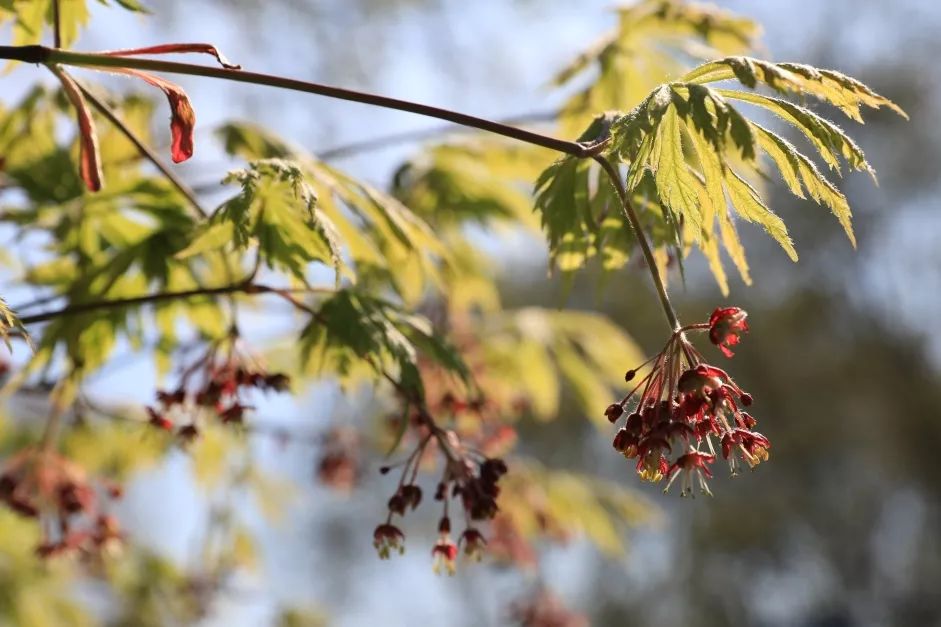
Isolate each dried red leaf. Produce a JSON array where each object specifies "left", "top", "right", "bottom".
[
  {"left": 109, "top": 68, "right": 196, "bottom": 163},
  {"left": 49, "top": 66, "right": 103, "bottom": 191},
  {"left": 103, "top": 42, "right": 241, "bottom": 69}
]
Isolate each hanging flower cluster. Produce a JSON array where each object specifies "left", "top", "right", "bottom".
[
  {"left": 146, "top": 334, "right": 291, "bottom": 441},
  {"left": 372, "top": 403, "right": 507, "bottom": 575},
  {"left": 365, "top": 321, "right": 524, "bottom": 573},
  {"left": 0, "top": 448, "right": 123, "bottom": 558},
  {"left": 607, "top": 307, "right": 770, "bottom": 496}
]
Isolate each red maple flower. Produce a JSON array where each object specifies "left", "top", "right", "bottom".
[
  {"left": 431, "top": 516, "right": 459, "bottom": 575},
  {"left": 1, "top": 448, "right": 123, "bottom": 557},
  {"left": 432, "top": 538, "right": 459, "bottom": 575},
  {"left": 636, "top": 451, "right": 670, "bottom": 483},
  {"left": 399, "top": 485, "right": 422, "bottom": 510},
  {"left": 604, "top": 403, "right": 624, "bottom": 422},
  {"left": 709, "top": 307, "right": 749, "bottom": 358},
  {"left": 721, "top": 428, "right": 771, "bottom": 474},
  {"left": 373, "top": 523, "right": 405, "bottom": 559},
  {"left": 460, "top": 528, "right": 487, "bottom": 562},
  {"left": 664, "top": 451, "right": 716, "bottom": 497}
]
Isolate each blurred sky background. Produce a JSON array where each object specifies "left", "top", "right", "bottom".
[{"left": 5, "top": 1, "right": 941, "bottom": 625}]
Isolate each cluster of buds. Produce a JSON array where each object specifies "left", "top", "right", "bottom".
[
  {"left": 0, "top": 448, "right": 123, "bottom": 558},
  {"left": 607, "top": 307, "right": 769, "bottom": 496},
  {"left": 373, "top": 407, "right": 506, "bottom": 574},
  {"left": 146, "top": 336, "right": 290, "bottom": 441}
]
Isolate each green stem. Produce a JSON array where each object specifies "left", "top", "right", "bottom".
[
  {"left": 0, "top": 45, "right": 605, "bottom": 158},
  {"left": 595, "top": 155, "right": 681, "bottom": 331},
  {"left": 39, "top": 407, "right": 63, "bottom": 450}
]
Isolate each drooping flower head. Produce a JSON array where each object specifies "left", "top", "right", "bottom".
[
  {"left": 721, "top": 427, "right": 771, "bottom": 474},
  {"left": 431, "top": 517, "right": 458, "bottom": 575},
  {"left": 460, "top": 528, "right": 487, "bottom": 562},
  {"left": 373, "top": 523, "right": 405, "bottom": 559},
  {"left": 606, "top": 306, "right": 769, "bottom": 495}
]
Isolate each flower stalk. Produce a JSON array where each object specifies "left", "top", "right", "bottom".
[{"left": 595, "top": 155, "right": 682, "bottom": 332}]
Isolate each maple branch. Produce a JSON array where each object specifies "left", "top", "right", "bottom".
[
  {"left": 0, "top": 45, "right": 606, "bottom": 158},
  {"left": 17, "top": 282, "right": 330, "bottom": 325},
  {"left": 595, "top": 155, "right": 681, "bottom": 332}
]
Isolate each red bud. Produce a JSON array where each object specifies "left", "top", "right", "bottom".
[
  {"left": 50, "top": 66, "right": 102, "bottom": 192},
  {"left": 110, "top": 68, "right": 196, "bottom": 163}
]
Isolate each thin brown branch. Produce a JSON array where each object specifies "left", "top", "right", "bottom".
[
  {"left": 17, "top": 282, "right": 326, "bottom": 326},
  {"left": 0, "top": 46, "right": 605, "bottom": 158}
]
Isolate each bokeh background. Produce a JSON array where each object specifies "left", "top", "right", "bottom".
[{"left": 2, "top": 1, "right": 940, "bottom": 625}]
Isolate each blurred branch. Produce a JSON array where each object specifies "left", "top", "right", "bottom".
[
  {"left": 317, "top": 108, "right": 561, "bottom": 160},
  {"left": 17, "top": 282, "right": 334, "bottom": 325},
  {"left": 0, "top": 45, "right": 603, "bottom": 157}
]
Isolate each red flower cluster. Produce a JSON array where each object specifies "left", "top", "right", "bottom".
[
  {"left": 608, "top": 307, "right": 770, "bottom": 495},
  {"left": 146, "top": 337, "right": 290, "bottom": 441},
  {"left": 373, "top": 408, "right": 507, "bottom": 573},
  {"left": 368, "top": 319, "right": 523, "bottom": 571},
  {"left": 0, "top": 448, "right": 123, "bottom": 558}
]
